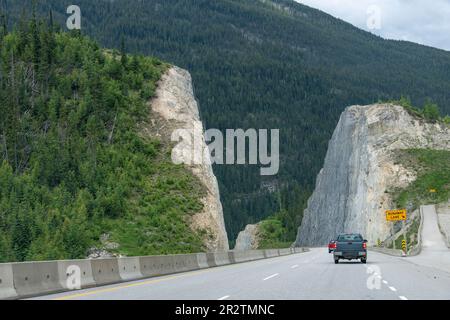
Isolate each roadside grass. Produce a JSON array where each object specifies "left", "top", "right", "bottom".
[
  {"left": 393, "top": 149, "right": 450, "bottom": 212},
  {"left": 103, "top": 147, "right": 207, "bottom": 257},
  {"left": 257, "top": 219, "right": 293, "bottom": 249}
]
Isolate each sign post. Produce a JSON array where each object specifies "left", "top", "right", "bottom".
[{"left": 385, "top": 209, "right": 407, "bottom": 256}]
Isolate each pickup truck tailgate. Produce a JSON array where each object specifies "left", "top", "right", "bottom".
[{"left": 337, "top": 241, "right": 363, "bottom": 252}]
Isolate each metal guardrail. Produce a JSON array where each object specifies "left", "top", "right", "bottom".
[{"left": 408, "top": 205, "right": 424, "bottom": 256}]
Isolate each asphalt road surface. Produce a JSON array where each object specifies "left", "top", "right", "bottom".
[
  {"left": 407, "top": 205, "right": 450, "bottom": 274},
  {"left": 31, "top": 250, "right": 450, "bottom": 300}
]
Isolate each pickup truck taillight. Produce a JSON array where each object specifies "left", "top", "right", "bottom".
[{"left": 362, "top": 242, "right": 367, "bottom": 249}]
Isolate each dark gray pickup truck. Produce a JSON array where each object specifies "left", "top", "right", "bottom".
[{"left": 333, "top": 233, "right": 367, "bottom": 264}]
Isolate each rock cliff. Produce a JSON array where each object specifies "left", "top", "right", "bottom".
[
  {"left": 147, "top": 66, "right": 229, "bottom": 251},
  {"left": 296, "top": 104, "right": 450, "bottom": 246},
  {"left": 234, "top": 224, "right": 260, "bottom": 250}
]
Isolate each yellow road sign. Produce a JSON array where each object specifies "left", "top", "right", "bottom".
[{"left": 385, "top": 209, "right": 407, "bottom": 221}]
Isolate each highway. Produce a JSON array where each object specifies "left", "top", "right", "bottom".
[
  {"left": 29, "top": 205, "right": 450, "bottom": 300},
  {"left": 31, "top": 251, "right": 450, "bottom": 300}
]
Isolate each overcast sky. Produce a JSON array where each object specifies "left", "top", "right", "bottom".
[{"left": 295, "top": 0, "right": 450, "bottom": 51}]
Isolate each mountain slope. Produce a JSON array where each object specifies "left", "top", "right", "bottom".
[
  {"left": 148, "top": 66, "right": 229, "bottom": 251},
  {"left": 3, "top": 0, "right": 450, "bottom": 246},
  {"left": 0, "top": 19, "right": 225, "bottom": 262}
]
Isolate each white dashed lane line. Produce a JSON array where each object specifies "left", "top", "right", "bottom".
[
  {"left": 263, "top": 273, "right": 280, "bottom": 281},
  {"left": 291, "top": 265, "right": 299, "bottom": 269},
  {"left": 364, "top": 260, "right": 408, "bottom": 300},
  {"left": 218, "top": 295, "right": 230, "bottom": 300}
]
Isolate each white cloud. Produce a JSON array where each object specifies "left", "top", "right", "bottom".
[{"left": 295, "top": 0, "right": 450, "bottom": 51}]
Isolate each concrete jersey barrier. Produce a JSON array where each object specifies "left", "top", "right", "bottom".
[
  {"left": 12, "top": 261, "right": 62, "bottom": 298},
  {"left": 278, "top": 248, "right": 291, "bottom": 256},
  {"left": 172, "top": 254, "right": 200, "bottom": 273},
  {"left": 205, "top": 253, "right": 217, "bottom": 267},
  {"left": 212, "top": 252, "right": 231, "bottom": 266},
  {"left": 140, "top": 255, "right": 178, "bottom": 277},
  {"left": 264, "top": 249, "right": 280, "bottom": 258},
  {"left": 232, "top": 250, "right": 253, "bottom": 263},
  {"left": 196, "top": 253, "right": 209, "bottom": 269},
  {"left": 0, "top": 264, "right": 17, "bottom": 300},
  {"left": 118, "top": 257, "right": 143, "bottom": 281},
  {"left": 246, "top": 250, "right": 265, "bottom": 261},
  {"left": 57, "top": 259, "right": 96, "bottom": 290},
  {"left": 91, "top": 258, "right": 122, "bottom": 286}
]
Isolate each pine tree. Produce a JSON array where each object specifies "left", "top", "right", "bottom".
[{"left": 120, "top": 37, "right": 128, "bottom": 67}]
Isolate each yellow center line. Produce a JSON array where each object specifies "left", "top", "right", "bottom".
[
  {"left": 51, "top": 254, "right": 303, "bottom": 300},
  {"left": 53, "top": 269, "right": 213, "bottom": 300}
]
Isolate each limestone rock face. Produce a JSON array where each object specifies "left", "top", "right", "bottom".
[
  {"left": 295, "top": 104, "right": 450, "bottom": 246},
  {"left": 234, "top": 224, "right": 260, "bottom": 250},
  {"left": 149, "top": 66, "right": 229, "bottom": 251}
]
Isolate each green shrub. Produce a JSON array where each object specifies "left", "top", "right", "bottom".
[
  {"left": 423, "top": 101, "right": 441, "bottom": 121},
  {"left": 258, "top": 217, "right": 292, "bottom": 249}
]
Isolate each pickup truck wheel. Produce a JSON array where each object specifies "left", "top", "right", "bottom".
[
  {"left": 361, "top": 258, "right": 367, "bottom": 264},
  {"left": 334, "top": 258, "right": 339, "bottom": 264}
]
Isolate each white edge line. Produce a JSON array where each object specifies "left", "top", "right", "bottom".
[{"left": 263, "top": 273, "right": 280, "bottom": 281}]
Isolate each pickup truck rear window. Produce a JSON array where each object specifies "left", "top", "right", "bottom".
[{"left": 337, "top": 234, "right": 363, "bottom": 242}]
